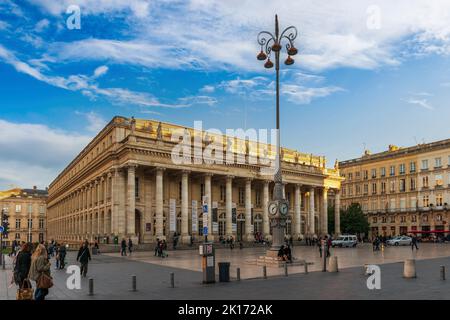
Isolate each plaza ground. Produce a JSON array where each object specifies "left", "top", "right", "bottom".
[{"left": 1, "top": 243, "right": 450, "bottom": 300}]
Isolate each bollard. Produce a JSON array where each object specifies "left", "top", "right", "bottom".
[
  {"left": 328, "top": 256, "right": 338, "bottom": 273},
  {"left": 440, "top": 266, "right": 446, "bottom": 280},
  {"left": 170, "top": 272, "right": 175, "bottom": 288},
  {"left": 88, "top": 278, "right": 94, "bottom": 296},
  {"left": 263, "top": 265, "right": 267, "bottom": 279},
  {"left": 284, "top": 262, "right": 288, "bottom": 276},
  {"left": 236, "top": 268, "right": 241, "bottom": 281},
  {"left": 131, "top": 275, "right": 137, "bottom": 291},
  {"left": 304, "top": 262, "right": 308, "bottom": 274},
  {"left": 403, "top": 259, "right": 416, "bottom": 278},
  {"left": 2, "top": 254, "right": 5, "bottom": 270}
]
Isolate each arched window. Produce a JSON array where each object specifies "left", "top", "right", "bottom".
[{"left": 219, "top": 213, "right": 226, "bottom": 236}]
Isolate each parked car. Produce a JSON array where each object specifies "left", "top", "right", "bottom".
[
  {"left": 331, "top": 235, "right": 358, "bottom": 248},
  {"left": 386, "top": 236, "right": 412, "bottom": 246}
]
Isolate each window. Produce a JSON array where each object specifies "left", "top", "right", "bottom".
[
  {"left": 372, "top": 217, "right": 378, "bottom": 223},
  {"left": 363, "top": 170, "right": 368, "bottom": 180},
  {"left": 355, "top": 172, "right": 360, "bottom": 179},
  {"left": 27, "top": 204, "right": 33, "bottom": 214},
  {"left": 255, "top": 189, "right": 261, "bottom": 207},
  {"left": 238, "top": 187, "right": 245, "bottom": 205},
  {"left": 390, "top": 165, "right": 395, "bottom": 176},
  {"left": 200, "top": 184, "right": 205, "bottom": 199},
  {"left": 399, "top": 179, "right": 406, "bottom": 192},
  {"left": 348, "top": 173, "right": 353, "bottom": 181},
  {"left": 421, "top": 159, "right": 429, "bottom": 170},
  {"left": 423, "top": 215, "right": 428, "bottom": 222},
  {"left": 435, "top": 174, "right": 443, "bottom": 186},
  {"left": 363, "top": 184, "right": 368, "bottom": 195},
  {"left": 39, "top": 218, "right": 44, "bottom": 229},
  {"left": 435, "top": 157, "right": 442, "bottom": 168},
  {"left": 423, "top": 176, "right": 429, "bottom": 188},
  {"left": 411, "top": 198, "right": 417, "bottom": 208},
  {"left": 390, "top": 181, "right": 396, "bottom": 193},
  {"left": 381, "top": 182, "right": 386, "bottom": 193},
  {"left": 372, "top": 183, "right": 377, "bottom": 194},
  {"left": 436, "top": 194, "right": 443, "bottom": 206},
  {"left": 348, "top": 185, "right": 353, "bottom": 196},
  {"left": 371, "top": 169, "right": 377, "bottom": 179},
  {"left": 39, "top": 205, "right": 45, "bottom": 214},
  {"left": 390, "top": 199, "right": 396, "bottom": 211},
  {"left": 399, "top": 164, "right": 405, "bottom": 174},
  {"left": 390, "top": 216, "right": 395, "bottom": 223},
  {"left": 15, "top": 219, "right": 21, "bottom": 229},
  {"left": 135, "top": 177, "right": 139, "bottom": 198},
  {"left": 27, "top": 218, "right": 32, "bottom": 229},
  {"left": 412, "top": 215, "right": 417, "bottom": 222},
  {"left": 410, "top": 162, "right": 416, "bottom": 173},
  {"left": 437, "top": 214, "right": 443, "bottom": 222},
  {"left": 220, "top": 185, "right": 226, "bottom": 201},
  {"left": 410, "top": 178, "right": 416, "bottom": 191},
  {"left": 356, "top": 184, "right": 361, "bottom": 195},
  {"left": 15, "top": 233, "right": 20, "bottom": 240},
  {"left": 382, "top": 216, "right": 387, "bottom": 223},
  {"left": 380, "top": 167, "right": 386, "bottom": 177},
  {"left": 15, "top": 205, "right": 21, "bottom": 213},
  {"left": 423, "top": 195, "right": 429, "bottom": 207},
  {"left": 400, "top": 198, "right": 406, "bottom": 211},
  {"left": 401, "top": 216, "right": 406, "bottom": 223}
]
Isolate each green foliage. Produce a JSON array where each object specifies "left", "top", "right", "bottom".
[
  {"left": 340, "top": 203, "right": 370, "bottom": 235},
  {"left": 328, "top": 206, "right": 335, "bottom": 234}
]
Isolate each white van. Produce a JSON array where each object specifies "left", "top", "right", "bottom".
[{"left": 331, "top": 235, "right": 358, "bottom": 248}]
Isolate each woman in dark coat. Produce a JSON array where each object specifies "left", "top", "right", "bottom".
[{"left": 14, "top": 243, "right": 32, "bottom": 288}]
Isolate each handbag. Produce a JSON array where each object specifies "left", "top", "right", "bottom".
[
  {"left": 37, "top": 273, "right": 54, "bottom": 289},
  {"left": 16, "top": 279, "right": 34, "bottom": 300}
]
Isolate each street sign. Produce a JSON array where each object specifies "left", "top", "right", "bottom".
[
  {"left": 203, "top": 226, "right": 208, "bottom": 236},
  {"left": 0, "top": 226, "right": 3, "bottom": 233},
  {"left": 202, "top": 205, "right": 208, "bottom": 213}
]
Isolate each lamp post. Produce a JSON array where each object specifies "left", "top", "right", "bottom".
[{"left": 257, "top": 15, "right": 298, "bottom": 255}]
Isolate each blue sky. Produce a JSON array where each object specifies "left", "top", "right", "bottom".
[{"left": 1, "top": 0, "right": 450, "bottom": 189}]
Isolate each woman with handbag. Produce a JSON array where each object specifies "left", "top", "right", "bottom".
[
  {"left": 14, "top": 243, "right": 33, "bottom": 300},
  {"left": 28, "top": 244, "right": 52, "bottom": 300}
]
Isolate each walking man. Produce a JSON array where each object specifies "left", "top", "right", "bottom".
[
  {"left": 411, "top": 235, "right": 419, "bottom": 251},
  {"left": 76, "top": 242, "right": 91, "bottom": 277},
  {"left": 121, "top": 238, "right": 127, "bottom": 256}
]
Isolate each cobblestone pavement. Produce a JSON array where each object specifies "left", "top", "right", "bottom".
[
  {"left": 105, "top": 242, "right": 450, "bottom": 279},
  {"left": 1, "top": 243, "right": 450, "bottom": 300}
]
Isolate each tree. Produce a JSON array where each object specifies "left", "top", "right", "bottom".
[{"left": 340, "top": 203, "right": 369, "bottom": 237}]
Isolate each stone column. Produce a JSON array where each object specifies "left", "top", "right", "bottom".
[
  {"left": 204, "top": 174, "right": 213, "bottom": 240},
  {"left": 335, "top": 190, "right": 341, "bottom": 236},
  {"left": 126, "top": 164, "right": 136, "bottom": 238},
  {"left": 263, "top": 181, "right": 271, "bottom": 240},
  {"left": 294, "top": 184, "right": 302, "bottom": 239},
  {"left": 226, "top": 176, "right": 233, "bottom": 237},
  {"left": 181, "top": 171, "right": 190, "bottom": 243},
  {"left": 309, "top": 187, "right": 315, "bottom": 235},
  {"left": 322, "top": 187, "right": 329, "bottom": 236},
  {"left": 245, "top": 178, "right": 253, "bottom": 241},
  {"left": 155, "top": 167, "right": 165, "bottom": 239}
]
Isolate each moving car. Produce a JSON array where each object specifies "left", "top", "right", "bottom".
[
  {"left": 331, "top": 235, "right": 358, "bottom": 248},
  {"left": 386, "top": 236, "right": 412, "bottom": 246}
]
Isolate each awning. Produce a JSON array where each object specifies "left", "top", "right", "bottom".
[{"left": 408, "top": 230, "right": 450, "bottom": 233}]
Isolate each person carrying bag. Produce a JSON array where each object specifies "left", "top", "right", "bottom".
[
  {"left": 16, "top": 278, "right": 34, "bottom": 300},
  {"left": 28, "top": 244, "right": 53, "bottom": 300}
]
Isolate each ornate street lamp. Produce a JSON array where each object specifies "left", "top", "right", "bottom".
[{"left": 257, "top": 15, "right": 298, "bottom": 256}]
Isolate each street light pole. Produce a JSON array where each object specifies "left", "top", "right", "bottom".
[{"left": 257, "top": 15, "right": 298, "bottom": 254}]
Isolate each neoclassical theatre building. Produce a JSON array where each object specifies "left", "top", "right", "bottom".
[{"left": 47, "top": 116, "right": 342, "bottom": 245}]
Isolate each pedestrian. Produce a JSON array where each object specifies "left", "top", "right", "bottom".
[
  {"left": 326, "top": 236, "right": 331, "bottom": 257},
  {"left": 154, "top": 239, "right": 160, "bottom": 256},
  {"left": 411, "top": 235, "right": 419, "bottom": 251},
  {"left": 318, "top": 237, "right": 323, "bottom": 258},
  {"left": 54, "top": 243, "right": 60, "bottom": 270},
  {"left": 28, "top": 244, "right": 52, "bottom": 300},
  {"left": 128, "top": 238, "right": 133, "bottom": 255},
  {"left": 76, "top": 242, "right": 92, "bottom": 277},
  {"left": 173, "top": 232, "right": 178, "bottom": 250},
  {"left": 121, "top": 238, "right": 127, "bottom": 256},
  {"left": 13, "top": 242, "right": 32, "bottom": 290},
  {"left": 58, "top": 242, "right": 67, "bottom": 269}
]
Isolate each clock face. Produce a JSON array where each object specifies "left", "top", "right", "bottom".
[
  {"left": 280, "top": 202, "right": 289, "bottom": 215},
  {"left": 268, "top": 202, "right": 278, "bottom": 215}
]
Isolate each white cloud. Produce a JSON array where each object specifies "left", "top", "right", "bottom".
[
  {"left": 75, "top": 111, "right": 107, "bottom": 133},
  {"left": 404, "top": 98, "right": 434, "bottom": 110},
  {"left": 200, "top": 85, "right": 215, "bottom": 93},
  {"left": 35, "top": 19, "right": 50, "bottom": 33},
  {"left": 281, "top": 84, "right": 343, "bottom": 104},
  {"left": 93, "top": 65, "right": 109, "bottom": 78},
  {"left": 0, "top": 119, "right": 92, "bottom": 189}
]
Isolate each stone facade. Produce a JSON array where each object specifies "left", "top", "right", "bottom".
[
  {"left": 340, "top": 140, "right": 450, "bottom": 239},
  {"left": 47, "top": 116, "right": 342, "bottom": 245},
  {"left": 0, "top": 187, "right": 48, "bottom": 246}
]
